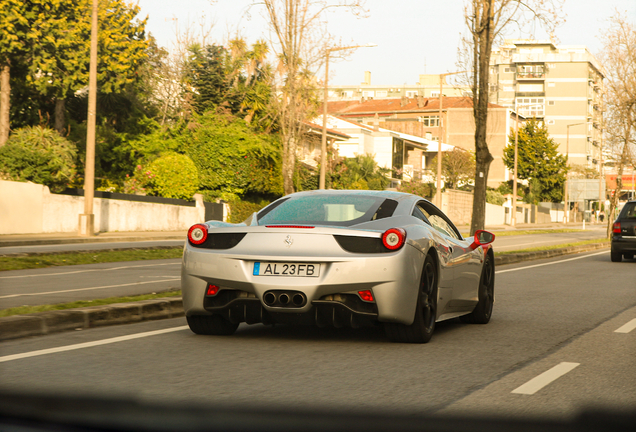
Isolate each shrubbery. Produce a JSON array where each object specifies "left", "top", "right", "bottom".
[
  {"left": 0, "top": 126, "right": 77, "bottom": 192},
  {"left": 147, "top": 153, "right": 199, "bottom": 200}
]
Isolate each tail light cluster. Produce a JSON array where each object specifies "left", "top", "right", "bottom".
[
  {"left": 382, "top": 228, "right": 406, "bottom": 251},
  {"left": 613, "top": 222, "right": 621, "bottom": 234},
  {"left": 188, "top": 224, "right": 208, "bottom": 245}
]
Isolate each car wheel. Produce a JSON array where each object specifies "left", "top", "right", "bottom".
[
  {"left": 186, "top": 314, "right": 239, "bottom": 335},
  {"left": 460, "top": 252, "right": 494, "bottom": 324},
  {"left": 385, "top": 254, "right": 437, "bottom": 343},
  {"left": 610, "top": 249, "right": 622, "bottom": 262}
]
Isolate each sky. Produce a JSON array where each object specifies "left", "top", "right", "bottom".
[{"left": 135, "top": 0, "right": 636, "bottom": 86}]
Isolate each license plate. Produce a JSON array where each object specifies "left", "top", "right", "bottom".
[{"left": 253, "top": 262, "right": 320, "bottom": 277}]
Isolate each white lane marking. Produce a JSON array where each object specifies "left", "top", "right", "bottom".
[
  {"left": 511, "top": 362, "right": 580, "bottom": 395},
  {"left": 0, "top": 262, "right": 180, "bottom": 279},
  {"left": 0, "top": 326, "right": 189, "bottom": 363},
  {"left": 614, "top": 318, "right": 636, "bottom": 334},
  {"left": 0, "top": 279, "right": 179, "bottom": 299},
  {"left": 496, "top": 250, "right": 608, "bottom": 274}
]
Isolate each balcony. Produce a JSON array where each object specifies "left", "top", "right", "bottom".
[{"left": 516, "top": 72, "right": 545, "bottom": 80}]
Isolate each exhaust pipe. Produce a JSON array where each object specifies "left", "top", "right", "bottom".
[
  {"left": 278, "top": 293, "right": 290, "bottom": 305},
  {"left": 292, "top": 293, "right": 306, "bottom": 307},
  {"left": 263, "top": 292, "right": 277, "bottom": 306}
]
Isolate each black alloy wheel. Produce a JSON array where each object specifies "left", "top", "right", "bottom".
[
  {"left": 385, "top": 253, "right": 438, "bottom": 343},
  {"left": 461, "top": 253, "right": 494, "bottom": 324},
  {"left": 187, "top": 314, "right": 239, "bottom": 335}
]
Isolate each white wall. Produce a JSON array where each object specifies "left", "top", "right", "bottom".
[{"left": 0, "top": 180, "right": 206, "bottom": 234}]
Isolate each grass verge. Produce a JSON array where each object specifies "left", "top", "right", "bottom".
[
  {"left": 0, "top": 290, "right": 182, "bottom": 318},
  {"left": 0, "top": 247, "right": 183, "bottom": 271},
  {"left": 495, "top": 238, "right": 609, "bottom": 256}
]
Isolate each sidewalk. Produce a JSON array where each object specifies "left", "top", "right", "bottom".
[{"left": 0, "top": 230, "right": 187, "bottom": 248}]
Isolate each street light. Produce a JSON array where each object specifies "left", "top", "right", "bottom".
[
  {"left": 319, "top": 43, "right": 377, "bottom": 190},
  {"left": 435, "top": 71, "right": 465, "bottom": 208},
  {"left": 563, "top": 122, "right": 587, "bottom": 224}
]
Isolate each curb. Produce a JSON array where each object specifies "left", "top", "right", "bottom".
[
  {"left": 0, "top": 235, "right": 185, "bottom": 248},
  {"left": 0, "top": 242, "right": 611, "bottom": 342},
  {"left": 0, "top": 298, "right": 184, "bottom": 342},
  {"left": 494, "top": 241, "right": 610, "bottom": 266},
  {"left": 0, "top": 245, "right": 183, "bottom": 258}
]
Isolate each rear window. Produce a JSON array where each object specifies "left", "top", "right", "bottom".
[
  {"left": 257, "top": 194, "right": 398, "bottom": 227},
  {"left": 619, "top": 203, "right": 636, "bottom": 219}
]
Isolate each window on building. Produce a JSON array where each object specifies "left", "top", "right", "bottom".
[
  {"left": 362, "top": 91, "right": 375, "bottom": 98},
  {"left": 406, "top": 91, "right": 418, "bottom": 97},
  {"left": 516, "top": 97, "right": 545, "bottom": 117},
  {"left": 548, "top": 100, "right": 555, "bottom": 106},
  {"left": 504, "top": 67, "right": 516, "bottom": 73},
  {"left": 418, "top": 116, "right": 439, "bottom": 127},
  {"left": 375, "top": 90, "right": 388, "bottom": 98}
]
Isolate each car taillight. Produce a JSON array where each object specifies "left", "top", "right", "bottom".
[
  {"left": 613, "top": 222, "right": 621, "bottom": 234},
  {"left": 382, "top": 228, "right": 406, "bottom": 250},
  {"left": 188, "top": 224, "right": 208, "bottom": 245},
  {"left": 206, "top": 284, "right": 220, "bottom": 296}
]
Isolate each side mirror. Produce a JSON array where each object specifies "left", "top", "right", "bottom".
[{"left": 470, "top": 230, "right": 496, "bottom": 250}]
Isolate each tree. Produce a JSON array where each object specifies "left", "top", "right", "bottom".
[
  {"left": 0, "top": 0, "right": 30, "bottom": 145},
  {"left": 460, "top": 0, "right": 563, "bottom": 234},
  {"left": 502, "top": 118, "right": 567, "bottom": 203},
  {"left": 328, "top": 154, "right": 390, "bottom": 190},
  {"left": 598, "top": 13, "right": 636, "bottom": 237},
  {"left": 430, "top": 148, "right": 476, "bottom": 190},
  {"left": 27, "top": 0, "right": 148, "bottom": 133},
  {"left": 258, "top": 0, "right": 366, "bottom": 195}
]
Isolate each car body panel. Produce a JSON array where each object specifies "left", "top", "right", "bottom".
[{"left": 181, "top": 190, "right": 492, "bottom": 329}]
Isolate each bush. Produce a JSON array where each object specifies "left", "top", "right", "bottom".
[
  {"left": 228, "top": 200, "right": 270, "bottom": 223},
  {"left": 0, "top": 126, "right": 77, "bottom": 192},
  {"left": 398, "top": 181, "right": 435, "bottom": 199},
  {"left": 146, "top": 153, "right": 199, "bottom": 200},
  {"left": 486, "top": 190, "right": 506, "bottom": 206}
]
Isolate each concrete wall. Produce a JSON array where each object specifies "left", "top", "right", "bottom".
[
  {"left": 440, "top": 189, "right": 505, "bottom": 227},
  {"left": 0, "top": 180, "right": 206, "bottom": 234}
]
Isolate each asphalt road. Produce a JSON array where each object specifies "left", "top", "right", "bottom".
[
  {"left": 0, "top": 259, "right": 181, "bottom": 308},
  {"left": 1, "top": 251, "right": 634, "bottom": 421}
]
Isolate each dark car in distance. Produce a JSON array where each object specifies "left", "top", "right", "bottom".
[{"left": 611, "top": 200, "right": 636, "bottom": 262}]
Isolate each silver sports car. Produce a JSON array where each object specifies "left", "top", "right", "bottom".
[{"left": 181, "top": 190, "right": 495, "bottom": 343}]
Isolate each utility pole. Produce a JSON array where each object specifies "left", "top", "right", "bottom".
[
  {"left": 511, "top": 112, "right": 520, "bottom": 226},
  {"left": 435, "top": 71, "right": 464, "bottom": 208},
  {"left": 319, "top": 43, "right": 376, "bottom": 189},
  {"left": 79, "top": 0, "right": 98, "bottom": 236}
]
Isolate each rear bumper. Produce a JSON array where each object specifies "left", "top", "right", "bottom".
[
  {"left": 611, "top": 236, "right": 636, "bottom": 254},
  {"left": 181, "top": 242, "right": 425, "bottom": 325}
]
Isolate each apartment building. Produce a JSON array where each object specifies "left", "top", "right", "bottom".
[
  {"left": 327, "top": 72, "right": 471, "bottom": 101},
  {"left": 489, "top": 40, "right": 605, "bottom": 169},
  {"left": 327, "top": 97, "right": 513, "bottom": 188}
]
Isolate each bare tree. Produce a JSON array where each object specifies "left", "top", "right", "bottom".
[
  {"left": 460, "top": 0, "right": 563, "bottom": 234},
  {"left": 257, "top": 0, "right": 367, "bottom": 195},
  {"left": 599, "top": 13, "right": 636, "bottom": 237}
]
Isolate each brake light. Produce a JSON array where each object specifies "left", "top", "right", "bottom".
[
  {"left": 358, "top": 290, "right": 374, "bottom": 302},
  {"left": 613, "top": 222, "right": 621, "bottom": 234},
  {"left": 188, "top": 224, "right": 208, "bottom": 245},
  {"left": 206, "top": 284, "right": 220, "bottom": 296},
  {"left": 382, "top": 228, "right": 406, "bottom": 250}
]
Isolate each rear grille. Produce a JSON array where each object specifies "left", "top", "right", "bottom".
[{"left": 334, "top": 235, "right": 390, "bottom": 253}]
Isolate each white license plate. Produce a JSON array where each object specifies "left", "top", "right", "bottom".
[{"left": 253, "top": 262, "right": 320, "bottom": 277}]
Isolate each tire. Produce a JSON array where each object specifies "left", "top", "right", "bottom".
[
  {"left": 385, "top": 254, "right": 438, "bottom": 343},
  {"left": 460, "top": 252, "right": 494, "bottom": 324},
  {"left": 187, "top": 314, "right": 239, "bottom": 335},
  {"left": 610, "top": 249, "right": 622, "bottom": 262}
]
